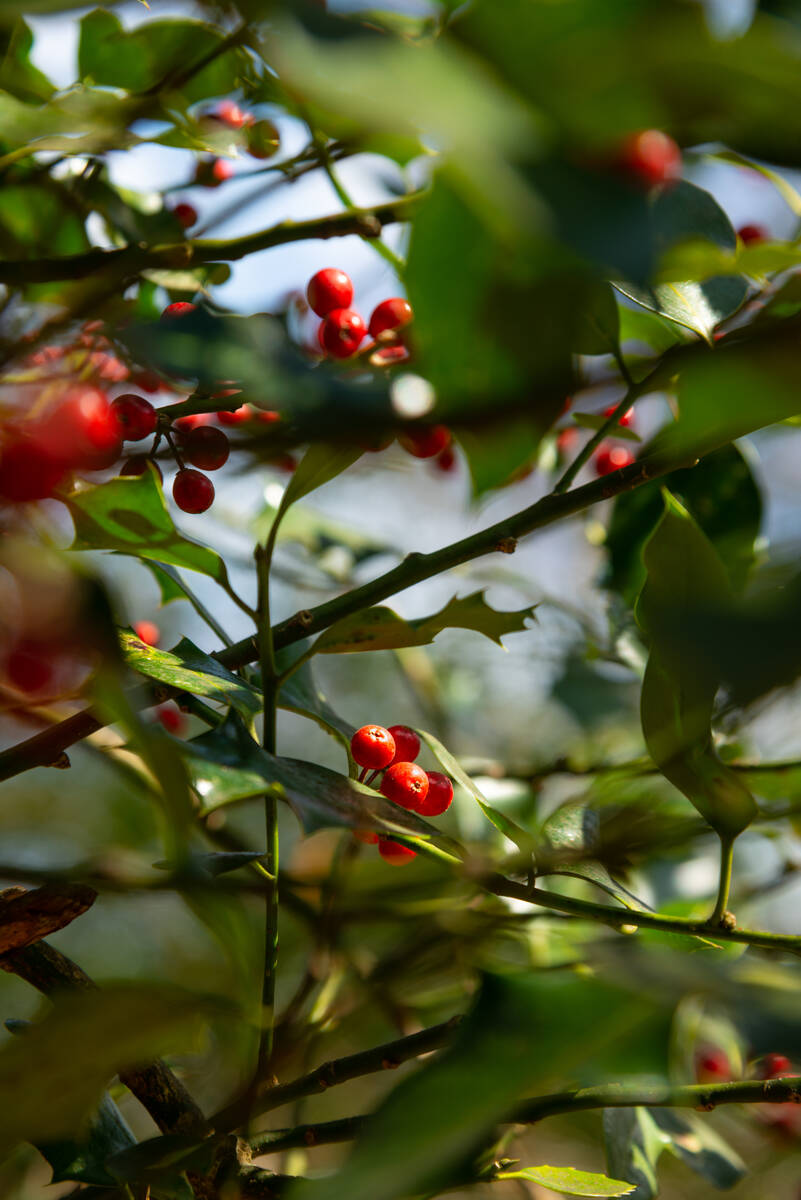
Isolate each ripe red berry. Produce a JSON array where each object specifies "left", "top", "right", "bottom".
[
  {"left": 618, "top": 129, "right": 682, "bottom": 188},
  {"left": 173, "top": 468, "right": 214, "bottom": 513},
  {"left": 111, "top": 394, "right": 157, "bottom": 441},
  {"left": 760, "top": 1053, "right": 792, "bottom": 1079},
  {"left": 0, "top": 439, "right": 66, "bottom": 501},
  {"left": 353, "top": 829, "right": 380, "bottom": 845},
  {"left": 5, "top": 640, "right": 53, "bottom": 693},
  {"left": 594, "top": 445, "right": 635, "bottom": 476},
  {"left": 378, "top": 838, "right": 417, "bottom": 865},
  {"left": 194, "top": 158, "right": 234, "bottom": 187},
  {"left": 182, "top": 425, "right": 230, "bottom": 471},
  {"left": 307, "top": 269, "right": 354, "bottom": 318},
  {"left": 399, "top": 425, "right": 451, "bottom": 460},
  {"left": 247, "top": 118, "right": 280, "bottom": 160},
  {"left": 417, "top": 771, "right": 454, "bottom": 817},
  {"left": 696, "top": 1048, "right": 731, "bottom": 1082},
  {"left": 133, "top": 620, "right": 160, "bottom": 647},
  {"left": 211, "top": 99, "right": 249, "bottom": 129},
  {"left": 217, "top": 405, "right": 251, "bottom": 425},
  {"left": 435, "top": 445, "right": 456, "bottom": 472},
  {"left": 369, "top": 297, "right": 413, "bottom": 339},
  {"left": 174, "top": 413, "right": 213, "bottom": 434},
  {"left": 162, "top": 302, "right": 196, "bottom": 320},
  {"left": 319, "top": 309, "right": 367, "bottom": 359},
  {"left": 121, "top": 456, "right": 163, "bottom": 482},
  {"left": 380, "top": 761, "right": 429, "bottom": 811},
  {"left": 602, "top": 405, "right": 634, "bottom": 428},
  {"left": 156, "top": 703, "right": 185, "bottom": 735},
  {"left": 39, "top": 385, "right": 122, "bottom": 470},
  {"left": 173, "top": 203, "right": 198, "bottom": 230},
  {"left": 351, "top": 724, "right": 395, "bottom": 770},
  {"left": 256, "top": 409, "right": 281, "bottom": 425},
  {"left": 387, "top": 725, "right": 420, "bottom": 765},
  {"left": 738, "top": 223, "right": 768, "bottom": 245}
]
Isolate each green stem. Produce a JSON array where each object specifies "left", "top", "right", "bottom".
[
  {"left": 321, "top": 147, "right": 405, "bottom": 274},
  {"left": 151, "top": 561, "right": 235, "bottom": 647},
  {"left": 554, "top": 385, "right": 641, "bottom": 494},
  {"left": 709, "top": 834, "right": 735, "bottom": 926},
  {"left": 255, "top": 544, "right": 279, "bottom": 1075}
]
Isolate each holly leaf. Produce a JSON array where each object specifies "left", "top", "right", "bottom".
[
  {"left": 120, "top": 633, "right": 259, "bottom": 720},
  {"left": 539, "top": 803, "right": 644, "bottom": 910},
  {"left": 34, "top": 1093, "right": 136, "bottom": 1187},
  {"left": 498, "top": 1166, "right": 635, "bottom": 1197},
  {"left": 277, "top": 655, "right": 354, "bottom": 752},
  {"left": 604, "top": 1108, "right": 668, "bottom": 1200},
  {"left": 651, "top": 1109, "right": 746, "bottom": 1189}
]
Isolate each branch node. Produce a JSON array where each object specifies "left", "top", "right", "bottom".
[
  {"left": 47, "top": 752, "right": 71, "bottom": 770},
  {"left": 495, "top": 536, "right": 517, "bottom": 555},
  {"left": 718, "top": 910, "right": 737, "bottom": 931},
  {"left": 355, "top": 215, "right": 382, "bottom": 238}
]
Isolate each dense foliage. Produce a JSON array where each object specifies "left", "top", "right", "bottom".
[{"left": 5, "top": 1, "right": 801, "bottom": 1198}]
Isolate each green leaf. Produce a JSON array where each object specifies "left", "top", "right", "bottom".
[
  {"left": 617, "top": 304, "right": 686, "bottom": 354},
  {"left": 120, "top": 633, "right": 259, "bottom": 720},
  {"left": 635, "top": 492, "right": 757, "bottom": 838},
  {"left": 499, "top": 1166, "right": 635, "bottom": 1197},
  {"left": 0, "top": 18, "right": 55, "bottom": 103},
  {"left": 604, "top": 1108, "right": 667, "bottom": 1200},
  {"left": 458, "top": 417, "right": 544, "bottom": 495},
  {"left": 572, "top": 412, "right": 640, "bottom": 442},
  {"left": 35, "top": 1093, "right": 136, "bottom": 1187},
  {"left": 139, "top": 560, "right": 188, "bottom": 607},
  {"left": 275, "top": 442, "right": 363, "bottom": 514},
  {"left": 312, "top": 591, "right": 535, "bottom": 655},
  {"left": 650, "top": 1109, "right": 746, "bottom": 1189},
  {"left": 572, "top": 279, "right": 621, "bottom": 356},
  {"left": 0, "top": 985, "right": 216, "bottom": 1154},
  {"left": 67, "top": 470, "right": 230, "bottom": 586},
  {"left": 539, "top": 803, "right": 644, "bottom": 910},
  {"left": 417, "top": 726, "right": 534, "bottom": 855},
  {"left": 277, "top": 656, "right": 354, "bottom": 750}
]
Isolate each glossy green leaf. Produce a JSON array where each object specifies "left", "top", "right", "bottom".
[
  {"left": 67, "top": 470, "right": 229, "bottom": 585},
  {"left": 603, "top": 1108, "right": 667, "bottom": 1200},
  {"left": 499, "top": 1166, "right": 635, "bottom": 1197},
  {"left": 275, "top": 442, "right": 363, "bottom": 515},
  {"left": 312, "top": 591, "right": 535, "bottom": 655},
  {"left": 635, "top": 492, "right": 757, "bottom": 838},
  {"left": 614, "top": 280, "right": 747, "bottom": 345},
  {"left": 120, "top": 633, "right": 259, "bottom": 720},
  {"left": 617, "top": 304, "right": 686, "bottom": 354},
  {"left": 539, "top": 803, "right": 644, "bottom": 910},
  {"left": 139, "top": 560, "right": 189, "bottom": 607}
]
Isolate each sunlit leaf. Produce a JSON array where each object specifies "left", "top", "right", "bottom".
[
  {"left": 120, "top": 633, "right": 259, "bottom": 720},
  {"left": 499, "top": 1165, "right": 635, "bottom": 1197}
]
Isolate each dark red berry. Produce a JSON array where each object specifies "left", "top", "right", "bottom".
[
  {"left": 387, "top": 725, "right": 420, "bottom": 765},
  {"left": 369, "top": 297, "right": 413, "bottom": 339},
  {"left": 132, "top": 370, "right": 163, "bottom": 394},
  {"left": 602, "top": 405, "right": 634, "bottom": 428},
  {"left": 5, "top": 639, "right": 53, "bottom": 693},
  {"left": 174, "top": 413, "right": 213, "bottom": 434},
  {"left": 173, "top": 468, "right": 214, "bottom": 513},
  {"left": 738, "top": 223, "right": 768, "bottom": 245},
  {"left": 182, "top": 426, "right": 230, "bottom": 471},
  {"left": 121, "top": 456, "right": 163, "bottom": 482},
  {"left": 435, "top": 445, "right": 456, "bottom": 472},
  {"left": 162, "top": 302, "right": 196, "bottom": 320},
  {"left": 133, "top": 620, "right": 160, "bottom": 647},
  {"left": 194, "top": 158, "right": 234, "bottom": 187},
  {"left": 0, "top": 439, "right": 66, "bottom": 501},
  {"left": 217, "top": 405, "right": 251, "bottom": 425},
  {"left": 351, "top": 724, "right": 395, "bottom": 770},
  {"left": 761, "top": 1053, "right": 792, "bottom": 1079},
  {"left": 353, "top": 829, "right": 380, "bottom": 845},
  {"left": 696, "top": 1048, "right": 731, "bottom": 1082},
  {"left": 111, "top": 394, "right": 157, "bottom": 441},
  {"left": 594, "top": 445, "right": 634, "bottom": 475},
  {"left": 173, "top": 203, "right": 198, "bottom": 229},
  {"left": 378, "top": 838, "right": 416, "bottom": 865},
  {"left": 380, "top": 761, "right": 429, "bottom": 811},
  {"left": 247, "top": 118, "right": 280, "bottom": 160},
  {"left": 417, "top": 771, "right": 454, "bottom": 817},
  {"left": 307, "top": 269, "right": 354, "bottom": 318},
  {"left": 618, "top": 130, "right": 682, "bottom": 188},
  {"left": 400, "top": 425, "right": 451, "bottom": 460},
  {"left": 38, "top": 385, "right": 122, "bottom": 470}
]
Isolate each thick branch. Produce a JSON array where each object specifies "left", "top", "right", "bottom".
[
  {"left": 0, "top": 195, "right": 420, "bottom": 285},
  {"left": 0, "top": 447, "right": 689, "bottom": 783},
  {"left": 0, "top": 884, "right": 96, "bottom": 953}
]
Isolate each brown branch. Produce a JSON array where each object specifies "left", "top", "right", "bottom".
[{"left": 0, "top": 884, "right": 96, "bottom": 953}]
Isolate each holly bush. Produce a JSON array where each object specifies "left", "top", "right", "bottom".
[{"left": 5, "top": 1, "right": 801, "bottom": 1198}]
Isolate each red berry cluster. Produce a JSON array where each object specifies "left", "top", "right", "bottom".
[
  {"left": 593, "top": 405, "right": 636, "bottom": 477},
  {"left": 192, "top": 102, "right": 280, "bottom": 188},
  {"left": 349, "top": 723, "right": 454, "bottom": 865}
]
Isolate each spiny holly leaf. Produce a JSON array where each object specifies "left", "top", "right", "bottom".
[
  {"left": 498, "top": 1166, "right": 635, "bottom": 1197},
  {"left": 312, "top": 591, "right": 536, "bottom": 655},
  {"left": 539, "top": 804, "right": 644, "bottom": 910},
  {"left": 120, "top": 633, "right": 259, "bottom": 720},
  {"left": 67, "top": 470, "right": 230, "bottom": 586}
]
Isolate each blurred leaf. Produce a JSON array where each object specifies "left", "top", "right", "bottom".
[
  {"left": 650, "top": 1109, "right": 746, "bottom": 1189},
  {"left": 539, "top": 804, "right": 644, "bottom": 910},
  {"left": 604, "top": 1108, "right": 667, "bottom": 1200},
  {"left": 120, "top": 633, "right": 259, "bottom": 720},
  {"left": 277, "top": 654, "right": 354, "bottom": 750},
  {"left": 0, "top": 182, "right": 89, "bottom": 259},
  {"left": 458, "top": 417, "right": 544, "bottom": 495},
  {"left": 35, "top": 1094, "right": 136, "bottom": 1187},
  {"left": 605, "top": 444, "right": 762, "bottom": 603},
  {"left": 636, "top": 492, "right": 757, "bottom": 838},
  {"left": 618, "top": 304, "right": 686, "bottom": 354},
  {"left": 573, "top": 279, "right": 621, "bottom": 356},
  {"left": 0, "top": 985, "right": 214, "bottom": 1153},
  {"left": 253, "top": 500, "right": 388, "bottom": 565},
  {"left": 0, "top": 18, "right": 55, "bottom": 102},
  {"left": 499, "top": 1166, "right": 635, "bottom": 1197},
  {"left": 139, "top": 560, "right": 189, "bottom": 606},
  {"left": 312, "top": 591, "right": 535, "bottom": 655},
  {"left": 275, "top": 442, "right": 363, "bottom": 516},
  {"left": 572, "top": 412, "right": 640, "bottom": 442},
  {"left": 106, "top": 1131, "right": 209, "bottom": 1198},
  {"left": 67, "top": 470, "right": 231, "bottom": 586}
]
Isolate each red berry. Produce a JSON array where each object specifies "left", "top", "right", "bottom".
[
  {"left": 39, "top": 385, "right": 122, "bottom": 470},
  {"left": 353, "top": 829, "right": 380, "bottom": 845},
  {"left": 111, "top": 394, "right": 157, "bottom": 441},
  {"left": 369, "top": 297, "right": 413, "bottom": 339},
  {"left": 417, "top": 771, "right": 454, "bottom": 817},
  {"left": 133, "top": 620, "right": 160, "bottom": 647},
  {"left": 738, "top": 223, "right": 768, "bottom": 245},
  {"left": 618, "top": 129, "right": 682, "bottom": 188},
  {"left": 247, "top": 118, "right": 280, "bottom": 160},
  {"left": 435, "top": 445, "right": 456, "bottom": 472},
  {"left": 121, "top": 456, "right": 163, "bottom": 482},
  {"left": 602, "top": 405, "right": 634, "bottom": 428},
  {"left": 195, "top": 158, "right": 234, "bottom": 187},
  {"left": 380, "top": 761, "right": 429, "bottom": 811},
  {"left": 320, "top": 309, "right": 367, "bottom": 359},
  {"left": 157, "top": 703, "right": 185, "bottom": 735},
  {"left": 399, "top": 425, "right": 451, "bottom": 459},
  {"left": 387, "top": 725, "right": 420, "bottom": 765},
  {"left": 162, "top": 302, "right": 196, "bottom": 320},
  {"left": 5, "top": 639, "right": 53, "bottom": 693},
  {"left": 378, "top": 838, "right": 417, "bottom": 865},
  {"left": 556, "top": 427, "right": 578, "bottom": 454},
  {"left": 217, "top": 405, "right": 251, "bottom": 425},
  {"left": 594, "top": 445, "right": 635, "bottom": 476},
  {"left": 211, "top": 99, "right": 249, "bottom": 129},
  {"left": 761, "top": 1053, "right": 792, "bottom": 1079},
  {"left": 696, "top": 1048, "right": 731, "bottom": 1082},
  {"left": 182, "top": 426, "right": 230, "bottom": 471},
  {"left": 173, "top": 203, "right": 198, "bottom": 230},
  {"left": 351, "top": 724, "right": 395, "bottom": 770},
  {"left": 307, "top": 269, "right": 354, "bottom": 318},
  {"left": 174, "top": 412, "right": 213, "bottom": 434},
  {"left": 255, "top": 409, "right": 281, "bottom": 425},
  {"left": 173, "top": 468, "right": 214, "bottom": 513},
  {"left": 132, "top": 370, "right": 163, "bottom": 394},
  {"left": 0, "top": 439, "right": 66, "bottom": 501}
]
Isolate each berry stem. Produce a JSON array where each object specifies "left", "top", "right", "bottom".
[
  {"left": 358, "top": 767, "right": 368, "bottom": 783},
  {"left": 708, "top": 833, "right": 735, "bottom": 927},
  {"left": 364, "top": 769, "right": 382, "bottom": 787}
]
